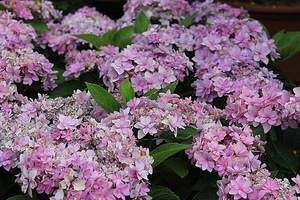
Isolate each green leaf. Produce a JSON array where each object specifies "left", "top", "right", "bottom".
[
  {"left": 192, "top": 177, "right": 210, "bottom": 191},
  {"left": 119, "top": 78, "right": 135, "bottom": 106},
  {"left": 78, "top": 71, "right": 100, "bottom": 84},
  {"left": 251, "top": 125, "right": 266, "bottom": 141},
  {"left": 283, "top": 127, "right": 300, "bottom": 149},
  {"left": 52, "top": 67, "right": 67, "bottom": 83},
  {"left": 25, "top": 20, "right": 49, "bottom": 31},
  {"left": 162, "top": 157, "right": 188, "bottom": 178},
  {"left": 142, "top": 88, "right": 160, "bottom": 98},
  {"left": 113, "top": 26, "right": 133, "bottom": 47},
  {"left": 192, "top": 188, "right": 218, "bottom": 200},
  {"left": 86, "top": 82, "right": 121, "bottom": 113},
  {"left": 0, "top": 4, "right": 8, "bottom": 11},
  {"left": 32, "top": 11, "right": 41, "bottom": 20},
  {"left": 159, "top": 126, "right": 200, "bottom": 142},
  {"left": 172, "top": 178, "right": 194, "bottom": 200},
  {"left": 7, "top": 195, "right": 39, "bottom": 200},
  {"left": 179, "top": 12, "right": 198, "bottom": 28},
  {"left": 272, "top": 29, "right": 285, "bottom": 46},
  {"left": 74, "top": 28, "right": 118, "bottom": 49},
  {"left": 269, "top": 127, "right": 277, "bottom": 142},
  {"left": 49, "top": 80, "right": 86, "bottom": 98},
  {"left": 205, "top": 22, "right": 213, "bottom": 27},
  {"left": 270, "top": 170, "right": 279, "bottom": 178},
  {"left": 276, "top": 31, "right": 300, "bottom": 47},
  {"left": 150, "top": 80, "right": 178, "bottom": 100},
  {"left": 157, "top": 80, "right": 178, "bottom": 93},
  {"left": 266, "top": 140, "right": 297, "bottom": 175},
  {"left": 118, "top": 36, "right": 135, "bottom": 50},
  {"left": 150, "top": 143, "right": 191, "bottom": 168},
  {"left": 134, "top": 11, "right": 151, "bottom": 33},
  {"left": 275, "top": 31, "right": 300, "bottom": 63},
  {"left": 0, "top": 168, "right": 16, "bottom": 196},
  {"left": 73, "top": 34, "right": 102, "bottom": 49},
  {"left": 148, "top": 185, "right": 180, "bottom": 200},
  {"left": 100, "top": 28, "right": 117, "bottom": 46}
]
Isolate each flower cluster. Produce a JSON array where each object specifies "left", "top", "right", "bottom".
[
  {"left": 190, "top": 0, "right": 249, "bottom": 24},
  {"left": 125, "top": 92, "right": 225, "bottom": 139},
  {"left": 39, "top": 0, "right": 62, "bottom": 23},
  {"left": 0, "top": 70, "right": 17, "bottom": 103},
  {"left": 282, "top": 87, "right": 300, "bottom": 129},
  {"left": 0, "top": 91, "right": 153, "bottom": 199},
  {"left": 217, "top": 168, "right": 299, "bottom": 199},
  {"left": 37, "top": 6, "right": 115, "bottom": 54},
  {"left": 225, "top": 68, "right": 294, "bottom": 132},
  {"left": 187, "top": 125, "right": 265, "bottom": 177},
  {"left": 63, "top": 46, "right": 119, "bottom": 79},
  {"left": 0, "top": 11, "right": 36, "bottom": 51},
  {"left": 126, "top": 93, "right": 284, "bottom": 199},
  {"left": 0, "top": 88, "right": 224, "bottom": 199},
  {"left": 134, "top": 24, "right": 196, "bottom": 52},
  {"left": 191, "top": 17, "right": 279, "bottom": 102},
  {"left": 186, "top": 123, "right": 300, "bottom": 199},
  {"left": 1, "top": 0, "right": 300, "bottom": 199},
  {"left": 0, "top": 0, "right": 42, "bottom": 20},
  {"left": 99, "top": 43, "right": 193, "bottom": 95},
  {"left": 117, "top": 0, "right": 191, "bottom": 27},
  {"left": 0, "top": 0, "right": 61, "bottom": 22},
  {"left": 0, "top": 48, "right": 57, "bottom": 102},
  {"left": 63, "top": 25, "right": 194, "bottom": 93}
]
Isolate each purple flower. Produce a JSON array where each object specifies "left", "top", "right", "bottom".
[
  {"left": 292, "top": 175, "right": 300, "bottom": 193},
  {"left": 201, "top": 34, "right": 222, "bottom": 51},
  {"left": 248, "top": 188, "right": 266, "bottom": 200},
  {"left": 57, "top": 114, "right": 80, "bottom": 130},
  {"left": 131, "top": 74, "right": 148, "bottom": 95},
  {"left": 229, "top": 176, "right": 253, "bottom": 199},
  {"left": 134, "top": 116, "right": 157, "bottom": 139},
  {"left": 255, "top": 106, "right": 280, "bottom": 132},
  {"left": 262, "top": 179, "right": 279, "bottom": 195},
  {"left": 194, "top": 151, "right": 215, "bottom": 172}
]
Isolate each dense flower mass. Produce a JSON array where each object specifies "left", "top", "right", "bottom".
[
  {"left": 191, "top": 17, "right": 279, "bottom": 102},
  {"left": 63, "top": 46, "right": 119, "bottom": 79},
  {"left": 117, "top": 0, "right": 191, "bottom": 27},
  {"left": 0, "top": 48, "right": 57, "bottom": 102},
  {"left": 190, "top": 0, "right": 249, "bottom": 24},
  {"left": 1, "top": 0, "right": 300, "bottom": 199},
  {"left": 0, "top": 0, "right": 61, "bottom": 22},
  {"left": 134, "top": 24, "right": 196, "bottom": 52},
  {"left": 187, "top": 125, "right": 265, "bottom": 176},
  {"left": 0, "top": 91, "right": 224, "bottom": 199},
  {"left": 0, "top": 11, "right": 36, "bottom": 51},
  {"left": 225, "top": 69, "right": 294, "bottom": 133},
  {"left": 63, "top": 27, "right": 194, "bottom": 94},
  {"left": 217, "top": 168, "right": 299, "bottom": 199},
  {"left": 37, "top": 6, "right": 115, "bottom": 54},
  {"left": 126, "top": 93, "right": 225, "bottom": 139},
  {"left": 0, "top": 0, "right": 42, "bottom": 20},
  {"left": 99, "top": 43, "right": 193, "bottom": 95},
  {"left": 0, "top": 91, "right": 153, "bottom": 199}
]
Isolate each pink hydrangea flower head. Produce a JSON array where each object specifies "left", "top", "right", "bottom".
[
  {"left": 37, "top": 6, "right": 115, "bottom": 54},
  {"left": 262, "top": 178, "right": 279, "bottom": 195},
  {"left": 228, "top": 176, "right": 253, "bottom": 199}
]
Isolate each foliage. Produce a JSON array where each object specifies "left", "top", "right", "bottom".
[{"left": 1, "top": 0, "right": 300, "bottom": 200}]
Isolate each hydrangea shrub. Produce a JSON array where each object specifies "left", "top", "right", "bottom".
[{"left": 1, "top": 0, "right": 300, "bottom": 200}]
